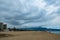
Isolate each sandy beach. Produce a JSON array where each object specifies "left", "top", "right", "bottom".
[{"left": 0, "top": 31, "right": 60, "bottom": 40}]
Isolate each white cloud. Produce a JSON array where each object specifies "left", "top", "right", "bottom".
[{"left": 0, "top": 0, "right": 60, "bottom": 29}]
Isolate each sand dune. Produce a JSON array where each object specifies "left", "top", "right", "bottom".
[{"left": 0, "top": 31, "right": 60, "bottom": 40}]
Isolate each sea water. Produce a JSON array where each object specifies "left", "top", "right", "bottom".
[{"left": 49, "top": 31, "right": 60, "bottom": 34}]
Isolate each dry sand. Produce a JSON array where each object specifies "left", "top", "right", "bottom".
[{"left": 0, "top": 31, "right": 60, "bottom": 40}]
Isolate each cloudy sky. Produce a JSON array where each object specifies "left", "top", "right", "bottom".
[{"left": 0, "top": 0, "right": 60, "bottom": 29}]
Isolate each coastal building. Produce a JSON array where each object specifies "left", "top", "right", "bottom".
[
  {"left": 3, "top": 24, "right": 7, "bottom": 29},
  {"left": 0, "top": 22, "right": 7, "bottom": 31},
  {"left": 0, "top": 22, "right": 3, "bottom": 31}
]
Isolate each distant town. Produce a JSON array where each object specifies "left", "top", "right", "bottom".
[{"left": 0, "top": 22, "right": 60, "bottom": 31}]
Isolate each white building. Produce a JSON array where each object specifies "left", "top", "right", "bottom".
[{"left": 0, "top": 22, "right": 7, "bottom": 31}]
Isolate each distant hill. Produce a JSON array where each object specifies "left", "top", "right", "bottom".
[
  {"left": 16, "top": 26, "right": 60, "bottom": 31},
  {"left": 8, "top": 26, "right": 60, "bottom": 31}
]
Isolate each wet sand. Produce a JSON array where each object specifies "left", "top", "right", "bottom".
[{"left": 0, "top": 31, "right": 60, "bottom": 40}]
